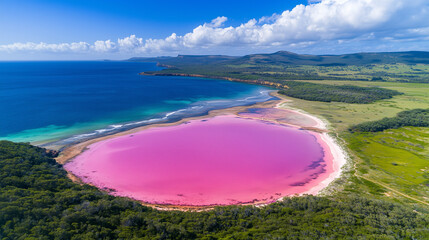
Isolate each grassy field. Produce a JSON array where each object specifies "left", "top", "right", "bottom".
[
  {"left": 346, "top": 128, "right": 428, "bottom": 205},
  {"left": 279, "top": 81, "right": 429, "bottom": 209},
  {"left": 301, "top": 64, "right": 429, "bottom": 82},
  {"left": 283, "top": 81, "right": 429, "bottom": 132}
]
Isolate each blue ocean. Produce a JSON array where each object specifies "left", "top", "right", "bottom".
[{"left": 0, "top": 61, "right": 273, "bottom": 147}]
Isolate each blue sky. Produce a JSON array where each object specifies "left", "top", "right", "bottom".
[
  {"left": 0, "top": 0, "right": 305, "bottom": 43},
  {"left": 1, "top": 0, "right": 429, "bottom": 60}
]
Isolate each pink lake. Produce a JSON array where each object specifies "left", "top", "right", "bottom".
[{"left": 65, "top": 115, "right": 333, "bottom": 206}]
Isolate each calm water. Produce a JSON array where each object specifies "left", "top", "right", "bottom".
[
  {"left": 0, "top": 61, "right": 272, "bottom": 145},
  {"left": 65, "top": 116, "right": 328, "bottom": 206}
]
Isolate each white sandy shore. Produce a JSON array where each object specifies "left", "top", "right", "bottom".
[
  {"left": 274, "top": 97, "right": 348, "bottom": 197},
  {"left": 276, "top": 101, "right": 328, "bottom": 130},
  {"left": 298, "top": 133, "right": 348, "bottom": 196}
]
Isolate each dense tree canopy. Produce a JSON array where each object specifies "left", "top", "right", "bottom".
[
  {"left": 279, "top": 81, "right": 402, "bottom": 103},
  {"left": 350, "top": 109, "right": 429, "bottom": 132},
  {"left": 0, "top": 141, "right": 428, "bottom": 239}
]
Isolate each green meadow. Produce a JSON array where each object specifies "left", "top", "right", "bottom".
[
  {"left": 297, "top": 64, "right": 429, "bottom": 82},
  {"left": 348, "top": 128, "right": 428, "bottom": 203},
  {"left": 224, "top": 63, "right": 429, "bottom": 82},
  {"left": 284, "top": 81, "right": 429, "bottom": 131},
  {"left": 280, "top": 81, "right": 429, "bottom": 208}
]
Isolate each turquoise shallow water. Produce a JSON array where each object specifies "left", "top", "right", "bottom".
[{"left": 0, "top": 61, "right": 273, "bottom": 146}]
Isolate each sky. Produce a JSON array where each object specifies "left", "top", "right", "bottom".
[{"left": 1, "top": 0, "right": 429, "bottom": 60}]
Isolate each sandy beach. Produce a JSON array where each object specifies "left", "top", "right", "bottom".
[
  {"left": 57, "top": 91, "right": 347, "bottom": 211},
  {"left": 56, "top": 95, "right": 279, "bottom": 165}
]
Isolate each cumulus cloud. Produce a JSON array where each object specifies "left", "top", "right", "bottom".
[
  {"left": 117, "top": 35, "right": 144, "bottom": 51},
  {"left": 1, "top": 0, "right": 429, "bottom": 55},
  {"left": 92, "top": 40, "right": 116, "bottom": 52}
]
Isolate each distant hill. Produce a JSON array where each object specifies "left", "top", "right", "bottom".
[
  {"left": 128, "top": 54, "right": 237, "bottom": 67},
  {"left": 129, "top": 51, "right": 429, "bottom": 83},
  {"left": 129, "top": 51, "right": 429, "bottom": 66},
  {"left": 228, "top": 51, "right": 429, "bottom": 66}
]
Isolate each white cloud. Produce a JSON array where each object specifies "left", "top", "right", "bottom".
[
  {"left": 92, "top": 40, "right": 116, "bottom": 52},
  {"left": 0, "top": 41, "right": 90, "bottom": 52},
  {"left": 1, "top": 0, "right": 429, "bottom": 56},
  {"left": 142, "top": 33, "right": 183, "bottom": 53},
  {"left": 117, "top": 35, "right": 144, "bottom": 51},
  {"left": 207, "top": 16, "right": 228, "bottom": 28},
  {"left": 258, "top": 13, "right": 280, "bottom": 24}
]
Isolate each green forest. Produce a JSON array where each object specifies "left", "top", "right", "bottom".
[
  {"left": 278, "top": 81, "right": 402, "bottom": 103},
  {"left": 350, "top": 109, "right": 429, "bottom": 132},
  {"left": 133, "top": 51, "right": 429, "bottom": 83},
  {"left": 1, "top": 141, "right": 428, "bottom": 239}
]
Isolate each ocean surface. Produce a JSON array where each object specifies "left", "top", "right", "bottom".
[{"left": 0, "top": 61, "right": 273, "bottom": 147}]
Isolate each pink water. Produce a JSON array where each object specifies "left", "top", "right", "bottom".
[{"left": 65, "top": 115, "right": 333, "bottom": 206}]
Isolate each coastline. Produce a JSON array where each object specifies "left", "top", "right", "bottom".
[
  {"left": 296, "top": 132, "right": 347, "bottom": 196},
  {"left": 139, "top": 71, "right": 289, "bottom": 89},
  {"left": 42, "top": 88, "right": 274, "bottom": 151},
  {"left": 56, "top": 94, "right": 279, "bottom": 165},
  {"left": 56, "top": 91, "right": 347, "bottom": 211}
]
